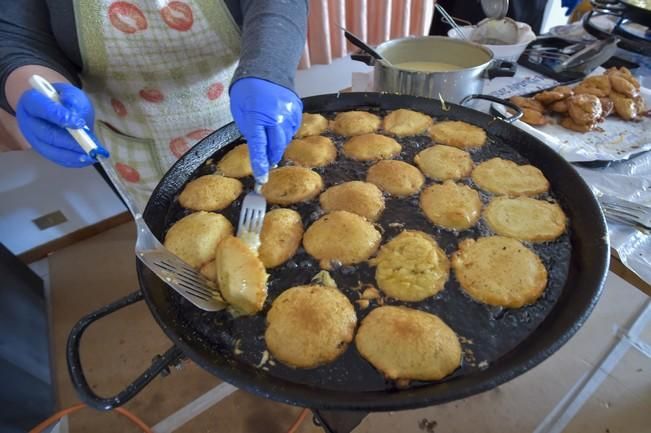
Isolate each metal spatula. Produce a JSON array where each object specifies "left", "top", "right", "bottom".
[{"left": 30, "top": 75, "right": 226, "bottom": 312}]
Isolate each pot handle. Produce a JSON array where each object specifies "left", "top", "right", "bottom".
[
  {"left": 351, "top": 53, "right": 375, "bottom": 66},
  {"left": 459, "top": 94, "right": 523, "bottom": 123},
  {"left": 485, "top": 60, "right": 517, "bottom": 79},
  {"left": 66, "top": 290, "right": 184, "bottom": 411}
]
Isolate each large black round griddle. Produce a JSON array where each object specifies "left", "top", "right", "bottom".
[{"left": 67, "top": 93, "right": 609, "bottom": 412}]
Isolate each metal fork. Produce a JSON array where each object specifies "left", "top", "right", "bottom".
[
  {"left": 236, "top": 183, "right": 267, "bottom": 250},
  {"left": 30, "top": 75, "right": 226, "bottom": 312},
  {"left": 598, "top": 194, "right": 651, "bottom": 232}
]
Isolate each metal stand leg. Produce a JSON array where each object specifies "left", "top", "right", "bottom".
[{"left": 312, "top": 410, "right": 368, "bottom": 433}]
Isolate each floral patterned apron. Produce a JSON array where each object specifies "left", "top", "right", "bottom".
[{"left": 74, "top": 0, "right": 241, "bottom": 206}]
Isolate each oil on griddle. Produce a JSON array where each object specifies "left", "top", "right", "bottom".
[{"left": 163, "top": 107, "right": 571, "bottom": 392}]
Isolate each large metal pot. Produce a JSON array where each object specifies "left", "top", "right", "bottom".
[{"left": 352, "top": 36, "right": 516, "bottom": 103}]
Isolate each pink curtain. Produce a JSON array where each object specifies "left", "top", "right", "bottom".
[{"left": 300, "top": 0, "right": 435, "bottom": 69}]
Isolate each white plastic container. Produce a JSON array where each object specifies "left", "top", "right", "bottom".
[{"left": 447, "top": 23, "right": 536, "bottom": 62}]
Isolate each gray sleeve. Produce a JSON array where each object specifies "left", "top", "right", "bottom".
[
  {"left": 231, "top": 0, "right": 308, "bottom": 92},
  {"left": 0, "top": 0, "right": 81, "bottom": 114}
]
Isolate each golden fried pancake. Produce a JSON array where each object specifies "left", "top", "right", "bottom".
[
  {"left": 178, "top": 175, "right": 243, "bottom": 211},
  {"left": 370, "top": 231, "right": 449, "bottom": 301},
  {"left": 342, "top": 133, "right": 401, "bottom": 161},
  {"left": 383, "top": 109, "right": 433, "bottom": 136},
  {"left": 303, "top": 210, "right": 382, "bottom": 269},
  {"left": 484, "top": 197, "right": 567, "bottom": 242},
  {"left": 472, "top": 158, "right": 549, "bottom": 196},
  {"left": 200, "top": 260, "right": 216, "bottom": 282},
  {"left": 261, "top": 166, "right": 324, "bottom": 205},
  {"left": 215, "top": 236, "right": 268, "bottom": 315},
  {"left": 366, "top": 160, "right": 425, "bottom": 197},
  {"left": 355, "top": 306, "right": 461, "bottom": 381},
  {"left": 414, "top": 145, "right": 473, "bottom": 181},
  {"left": 265, "top": 285, "right": 357, "bottom": 368},
  {"left": 259, "top": 209, "right": 303, "bottom": 268},
  {"left": 332, "top": 111, "right": 381, "bottom": 136},
  {"left": 452, "top": 236, "right": 548, "bottom": 308},
  {"left": 295, "top": 113, "right": 328, "bottom": 138},
  {"left": 560, "top": 116, "right": 596, "bottom": 133},
  {"left": 420, "top": 181, "right": 481, "bottom": 230},
  {"left": 217, "top": 143, "right": 252, "bottom": 178},
  {"left": 164, "top": 211, "right": 233, "bottom": 268},
  {"left": 319, "top": 181, "right": 385, "bottom": 222},
  {"left": 285, "top": 136, "right": 337, "bottom": 168},
  {"left": 429, "top": 121, "right": 486, "bottom": 149}
]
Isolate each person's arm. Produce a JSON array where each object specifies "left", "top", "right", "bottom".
[
  {"left": 233, "top": 0, "right": 308, "bottom": 91},
  {"left": 0, "top": 0, "right": 81, "bottom": 114},
  {"left": 0, "top": 0, "right": 98, "bottom": 166},
  {"left": 229, "top": 0, "right": 308, "bottom": 184},
  {"left": 0, "top": 0, "right": 82, "bottom": 151}
]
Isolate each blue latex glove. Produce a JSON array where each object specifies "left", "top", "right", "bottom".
[
  {"left": 230, "top": 77, "right": 303, "bottom": 183},
  {"left": 16, "top": 83, "right": 104, "bottom": 168}
]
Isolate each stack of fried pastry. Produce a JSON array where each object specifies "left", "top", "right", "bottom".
[{"left": 510, "top": 67, "right": 646, "bottom": 133}]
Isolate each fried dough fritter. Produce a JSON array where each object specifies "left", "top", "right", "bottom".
[
  {"left": 164, "top": 211, "right": 233, "bottom": 268},
  {"left": 303, "top": 210, "right": 382, "bottom": 269},
  {"left": 216, "top": 143, "right": 252, "bottom": 178},
  {"left": 265, "top": 285, "right": 357, "bottom": 368},
  {"left": 451, "top": 236, "right": 548, "bottom": 308},
  {"left": 259, "top": 209, "right": 304, "bottom": 269},
  {"left": 261, "top": 166, "right": 324, "bottom": 205},
  {"left": 343, "top": 133, "right": 401, "bottom": 161},
  {"left": 510, "top": 96, "right": 545, "bottom": 112},
  {"left": 549, "top": 99, "right": 569, "bottom": 113},
  {"left": 606, "top": 67, "right": 640, "bottom": 89},
  {"left": 599, "top": 97, "right": 614, "bottom": 117},
  {"left": 295, "top": 113, "right": 328, "bottom": 138},
  {"left": 319, "top": 181, "right": 385, "bottom": 222},
  {"left": 428, "top": 120, "right": 487, "bottom": 149},
  {"left": 521, "top": 108, "right": 548, "bottom": 126},
  {"left": 534, "top": 86, "right": 573, "bottom": 105},
  {"left": 414, "top": 145, "right": 473, "bottom": 181},
  {"left": 382, "top": 109, "right": 433, "bottom": 136},
  {"left": 472, "top": 158, "right": 549, "bottom": 196},
  {"left": 178, "top": 174, "right": 243, "bottom": 211},
  {"left": 574, "top": 75, "right": 611, "bottom": 98},
  {"left": 285, "top": 136, "right": 337, "bottom": 168},
  {"left": 215, "top": 236, "right": 268, "bottom": 315},
  {"left": 609, "top": 73, "right": 639, "bottom": 98},
  {"left": 634, "top": 96, "right": 646, "bottom": 117},
  {"left": 484, "top": 197, "right": 567, "bottom": 242},
  {"left": 567, "top": 94, "right": 602, "bottom": 125},
  {"left": 366, "top": 160, "right": 425, "bottom": 197},
  {"left": 370, "top": 231, "right": 449, "bottom": 301},
  {"left": 560, "top": 116, "right": 596, "bottom": 133},
  {"left": 332, "top": 111, "right": 381, "bottom": 136},
  {"left": 200, "top": 260, "right": 217, "bottom": 282},
  {"left": 610, "top": 92, "right": 639, "bottom": 120},
  {"left": 420, "top": 180, "right": 482, "bottom": 230},
  {"left": 355, "top": 306, "right": 462, "bottom": 381}
]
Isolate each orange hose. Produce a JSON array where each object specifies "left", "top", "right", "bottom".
[
  {"left": 30, "top": 402, "right": 308, "bottom": 433},
  {"left": 29, "top": 403, "right": 153, "bottom": 433},
  {"left": 285, "top": 408, "right": 310, "bottom": 433}
]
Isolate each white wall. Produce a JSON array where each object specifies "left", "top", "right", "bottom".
[
  {"left": 0, "top": 150, "right": 125, "bottom": 255},
  {"left": 541, "top": 0, "right": 570, "bottom": 34}
]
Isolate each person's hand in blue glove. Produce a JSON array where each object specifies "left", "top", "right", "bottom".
[
  {"left": 230, "top": 77, "right": 303, "bottom": 184},
  {"left": 16, "top": 83, "right": 103, "bottom": 167}
]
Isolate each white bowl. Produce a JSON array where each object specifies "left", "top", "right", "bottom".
[{"left": 447, "top": 24, "right": 536, "bottom": 62}]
